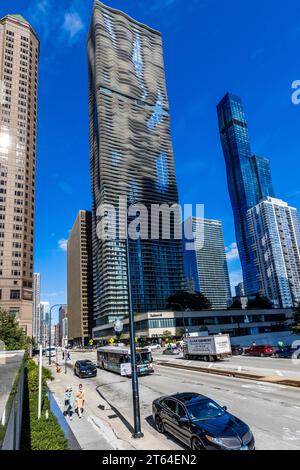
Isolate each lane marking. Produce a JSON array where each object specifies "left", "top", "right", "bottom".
[
  {"left": 276, "top": 370, "right": 284, "bottom": 377},
  {"left": 207, "top": 364, "right": 213, "bottom": 369},
  {"left": 284, "top": 415, "right": 300, "bottom": 423}
]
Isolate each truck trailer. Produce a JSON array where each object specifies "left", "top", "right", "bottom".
[{"left": 183, "top": 334, "right": 232, "bottom": 362}]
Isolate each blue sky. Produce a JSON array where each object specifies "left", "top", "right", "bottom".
[{"left": 2, "top": 0, "right": 300, "bottom": 321}]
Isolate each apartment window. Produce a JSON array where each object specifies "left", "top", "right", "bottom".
[{"left": 10, "top": 289, "right": 20, "bottom": 300}]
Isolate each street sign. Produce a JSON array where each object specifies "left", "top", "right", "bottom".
[{"left": 109, "top": 337, "right": 114, "bottom": 345}]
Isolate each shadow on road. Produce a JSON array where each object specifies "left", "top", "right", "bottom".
[{"left": 145, "top": 414, "right": 188, "bottom": 449}]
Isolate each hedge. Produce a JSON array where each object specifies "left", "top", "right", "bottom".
[{"left": 20, "top": 359, "right": 68, "bottom": 450}]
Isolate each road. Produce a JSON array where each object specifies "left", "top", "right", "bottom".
[
  {"left": 155, "top": 350, "right": 300, "bottom": 378},
  {"left": 66, "top": 350, "right": 300, "bottom": 450}
]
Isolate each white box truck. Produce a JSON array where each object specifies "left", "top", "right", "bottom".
[{"left": 183, "top": 334, "right": 232, "bottom": 362}]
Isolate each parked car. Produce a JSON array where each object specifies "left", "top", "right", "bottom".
[
  {"left": 74, "top": 359, "right": 97, "bottom": 378},
  {"left": 148, "top": 344, "right": 162, "bottom": 351},
  {"left": 231, "top": 345, "right": 243, "bottom": 355},
  {"left": 273, "top": 346, "right": 300, "bottom": 359},
  {"left": 163, "top": 345, "right": 181, "bottom": 355},
  {"left": 244, "top": 344, "right": 274, "bottom": 357},
  {"left": 152, "top": 392, "right": 255, "bottom": 450}
]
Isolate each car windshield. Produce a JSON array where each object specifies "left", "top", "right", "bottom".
[
  {"left": 80, "top": 361, "right": 93, "bottom": 368},
  {"left": 186, "top": 399, "right": 225, "bottom": 421},
  {"left": 137, "top": 352, "right": 152, "bottom": 364}
]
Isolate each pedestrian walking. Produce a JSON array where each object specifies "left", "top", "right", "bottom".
[
  {"left": 63, "top": 386, "right": 74, "bottom": 420},
  {"left": 67, "top": 350, "right": 71, "bottom": 361},
  {"left": 76, "top": 384, "right": 85, "bottom": 418},
  {"left": 62, "top": 349, "right": 65, "bottom": 360}
]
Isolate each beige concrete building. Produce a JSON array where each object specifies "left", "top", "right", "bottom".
[
  {"left": 0, "top": 15, "right": 39, "bottom": 336},
  {"left": 67, "top": 210, "right": 94, "bottom": 346}
]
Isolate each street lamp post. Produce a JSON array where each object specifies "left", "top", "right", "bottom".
[
  {"left": 170, "top": 303, "right": 189, "bottom": 336},
  {"left": 48, "top": 304, "right": 63, "bottom": 366},
  {"left": 125, "top": 225, "right": 143, "bottom": 439}
]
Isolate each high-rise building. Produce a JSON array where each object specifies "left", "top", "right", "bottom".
[
  {"left": 32, "top": 272, "right": 40, "bottom": 343},
  {"left": 217, "top": 93, "right": 274, "bottom": 296},
  {"left": 247, "top": 197, "right": 300, "bottom": 308},
  {"left": 235, "top": 282, "right": 245, "bottom": 298},
  {"left": 58, "top": 304, "right": 67, "bottom": 346},
  {"left": 67, "top": 210, "right": 94, "bottom": 346},
  {"left": 39, "top": 301, "right": 50, "bottom": 347},
  {"left": 183, "top": 217, "right": 232, "bottom": 309},
  {"left": 0, "top": 15, "right": 39, "bottom": 336},
  {"left": 88, "top": 1, "right": 185, "bottom": 337}
]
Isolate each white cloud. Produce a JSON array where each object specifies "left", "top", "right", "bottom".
[
  {"left": 63, "top": 12, "right": 84, "bottom": 40},
  {"left": 58, "top": 238, "right": 68, "bottom": 251},
  {"left": 225, "top": 242, "right": 239, "bottom": 261}
]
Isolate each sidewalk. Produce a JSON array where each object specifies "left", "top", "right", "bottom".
[{"left": 43, "top": 358, "right": 172, "bottom": 450}]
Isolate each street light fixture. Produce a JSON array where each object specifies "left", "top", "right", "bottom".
[{"left": 114, "top": 318, "right": 123, "bottom": 345}]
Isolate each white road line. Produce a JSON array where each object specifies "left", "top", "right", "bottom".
[
  {"left": 238, "top": 366, "right": 242, "bottom": 372},
  {"left": 207, "top": 364, "right": 213, "bottom": 369},
  {"left": 276, "top": 370, "right": 284, "bottom": 376}
]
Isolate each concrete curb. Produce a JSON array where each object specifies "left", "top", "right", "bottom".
[{"left": 156, "top": 361, "right": 300, "bottom": 388}]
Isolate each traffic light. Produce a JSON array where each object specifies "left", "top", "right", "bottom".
[{"left": 89, "top": 339, "right": 93, "bottom": 346}]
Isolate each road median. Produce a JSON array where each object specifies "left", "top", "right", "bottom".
[{"left": 156, "top": 360, "right": 300, "bottom": 388}]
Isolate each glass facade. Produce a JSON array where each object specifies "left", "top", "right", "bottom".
[
  {"left": 217, "top": 93, "right": 275, "bottom": 295},
  {"left": 88, "top": 2, "right": 185, "bottom": 331},
  {"left": 183, "top": 218, "right": 232, "bottom": 309},
  {"left": 247, "top": 197, "right": 300, "bottom": 308}
]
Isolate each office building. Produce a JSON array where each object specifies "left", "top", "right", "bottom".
[
  {"left": 32, "top": 272, "right": 40, "bottom": 343},
  {"left": 88, "top": 1, "right": 185, "bottom": 338},
  {"left": 58, "top": 304, "right": 67, "bottom": 346},
  {"left": 67, "top": 210, "right": 94, "bottom": 346},
  {"left": 0, "top": 15, "right": 39, "bottom": 336},
  {"left": 39, "top": 301, "right": 50, "bottom": 347},
  {"left": 217, "top": 93, "right": 274, "bottom": 296},
  {"left": 183, "top": 217, "right": 232, "bottom": 309},
  {"left": 235, "top": 282, "right": 245, "bottom": 298},
  {"left": 247, "top": 197, "right": 300, "bottom": 308}
]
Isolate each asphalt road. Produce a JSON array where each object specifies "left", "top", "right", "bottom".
[
  {"left": 155, "top": 350, "right": 300, "bottom": 378},
  {"left": 68, "top": 350, "right": 300, "bottom": 450}
]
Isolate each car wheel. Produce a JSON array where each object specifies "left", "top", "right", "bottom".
[
  {"left": 275, "top": 353, "right": 280, "bottom": 358},
  {"left": 260, "top": 353, "right": 264, "bottom": 357},
  {"left": 155, "top": 415, "right": 165, "bottom": 434},
  {"left": 191, "top": 437, "right": 203, "bottom": 450}
]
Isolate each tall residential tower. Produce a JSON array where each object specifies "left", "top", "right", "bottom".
[
  {"left": 0, "top": 15, "right": 39, "bottom": 336},
  {"left": 247, "top": 197, "right": 300, "bottom": 308},
  {"left": 217, "top": 93, "right": 274, "bottom": 296},
  {"left": 183, "top": 218, "right": 232, "bottom": 309},
  {"left": 88, "top": 1, "right": 185, "bottom": 338}
]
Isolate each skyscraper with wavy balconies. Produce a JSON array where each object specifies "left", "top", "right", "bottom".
[{"left": 88, "top": 1, "right": 185, "bottom": 338}]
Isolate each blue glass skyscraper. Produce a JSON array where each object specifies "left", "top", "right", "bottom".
[{"left": 217, "top": 93, "right": 274, "bottom": 295}]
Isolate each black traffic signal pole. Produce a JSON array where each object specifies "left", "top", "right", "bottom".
[{"left": 125, "top": 224, "right": 143, "bottom": 439}]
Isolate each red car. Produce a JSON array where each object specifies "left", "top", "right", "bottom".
[{"left": 244, "top": 344, "right": 274, "bottom": 357}]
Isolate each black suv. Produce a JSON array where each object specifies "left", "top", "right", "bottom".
[{"left": 74, "top": 359, "right": 97, "bottom": 378}]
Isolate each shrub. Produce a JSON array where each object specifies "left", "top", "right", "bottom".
[{"left": 21, "top": 359, "right": 68, "bottom": 450}]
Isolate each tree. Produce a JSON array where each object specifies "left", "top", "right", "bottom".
[
  {"left": 229, "top": 298, "right": 242, "bottom": 309},
  {"left": 247, "top": 294, "right": 273, "bottom": 309},
  {"left": 167, "top": 291, "right": 212, "bottom": 311},
  {"left": 0, "top": 310, "right": 30, "bottom": 351},
  {"left": 292, "top": 304, "right": 300, "bottom": 335}
]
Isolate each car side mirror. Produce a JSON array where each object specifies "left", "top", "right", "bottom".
[
  {"left": 223, "top": 406, "right": 227, "bottom": 411},
  {"left": 179, "top": 417, "right": 189, "bottom": 426}
]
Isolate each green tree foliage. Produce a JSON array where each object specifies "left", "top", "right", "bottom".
[
  {"left": 292, "top": 304, "right": 300, "bottom": 335},
  {"left": 0, "top": 310, "right": 30, "bottom": 350},
  {"left": 167, "top": 291, "right": 212, "bottom": 311},
  {"left": 21, "top": 359, "right": 68, "bottom": 450},
  {"left": 229, "top": 298, "right": 242, "bottom": 309},
  {"left": 247, "top": 294, "right": 273, "bottom": 309}
]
